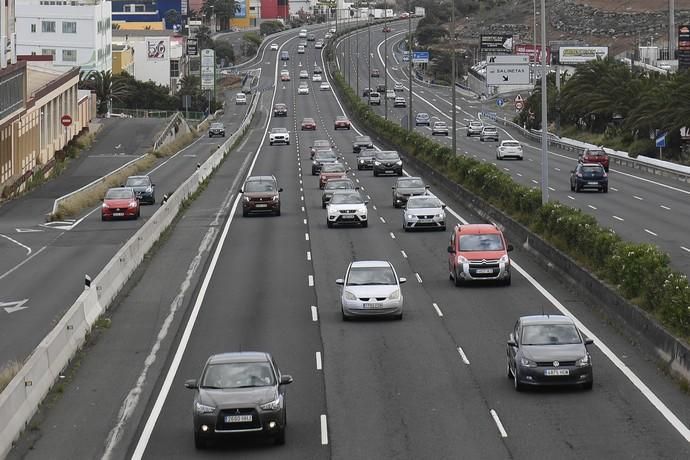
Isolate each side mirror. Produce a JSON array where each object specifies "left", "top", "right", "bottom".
[
  {"left": 425, "top": 185, "right": 430, "bottom": 189},
  {"left": 584, "top": 338, "right": 594, "bottom": 346},
  {"left": 184, "top": 379, "right": 198, "bottom": 389},
  {"left": 335, "top": 278, "right": 344, "bottom": 285},
  {"left": 280, "top": 374, "right": 294, "bottom": 385},
  {"left": 391, "top": 186, "right": 395, "bottom": 190},
  {"left": 441, "top": 204, "right": 446, "bottom": 209},
  {"left": 239, "top": 189, "right": 244, "bottom": 194},
  {"left": 507, "top": 339, "right": 517, "bottom": 348},
  {"left": 447, "top": 246, "right": 455, "bottom": 253},
  {"left": 399, "top": 277, "right": 407, "bottom": 284},
  {"left": 506, "top": 244, "right": 514, "bottom": 252},
  {"left": 278, "top": 188, "right": 284, "bottom": 192}
]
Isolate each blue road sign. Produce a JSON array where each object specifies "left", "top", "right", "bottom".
[
  {"left": 496, "top": 98, "right": 505, "bottom": 107},
  {"left": 412, "top": 51, "right": 429, "bottom": 63},
  {"left": 656, "top": 131, "right": 667, "bottom": 148}
]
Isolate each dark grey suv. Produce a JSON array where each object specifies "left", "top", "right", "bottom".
[
  {"left": 185, "top": 352, "right": 293, "bottom": 448},
  {"left": 352, "top": 135, "right": 373, "bottom": 153},
  {"left": 392, "top": 176, "right": 428, "bottom": 207},
  {"left": 124, "top": 175, "right": 155, "bottom": 204},
  {"left": 373, "top": 151, "right": 403, "bottom": 176}
]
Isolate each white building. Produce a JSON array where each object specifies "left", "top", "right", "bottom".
[
  {"left": 289, "top": 0, "right": 314, "bottom": 17},
  {"left": 15, "top": 0, "right": 112, "bottom": 73},
  {"left": 1, "top": 0, "right": 18, "bottom": 67}
]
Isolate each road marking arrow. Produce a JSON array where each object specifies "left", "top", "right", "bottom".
[{"left": 2, "top": 299, "right": 29, "bottom": 314}]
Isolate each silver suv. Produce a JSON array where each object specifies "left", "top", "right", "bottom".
[{"left": 480, "top": 126, "right": 499, "bottom": 142}]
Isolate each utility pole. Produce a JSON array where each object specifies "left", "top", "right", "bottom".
[
  {"left": 356, "top": 12, "right": 359, "bottom": 97},
  {"left": 384, "top": 0, "right": 389, "bottom": 120},
  {"left": 451, "top": 0, "right": 457, "bottom": 154},
  {"left": 368, "top": 15, "right": 371, "bottom": 100},
  {"left": 347, "top": 8, "right": 351, "bottom": 85},
  {"left": 540, "top": 0, "right": 549, "bottom": 204},
  {"left": 532, "top": 0, "right": 537, "bottom": 82},
  {"left": 670, "top": 0, "right": 676, "bottom": 59},
  {"left": 408, "top": 1, "right": 413, "bottom": 132}
]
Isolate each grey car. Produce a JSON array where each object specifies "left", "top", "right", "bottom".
[
  {"left": 124, "top": 175, "right": 155, "bottom": 204},
  {"left": 311, "top": 150, "right": 340, "bottom": 175},
  {"left": 480, "top": 126, "right": 499, "bottom": 142},
  {"left": 356, "top": 148, "right": 377, "bottom": 170},
  {"left": 507, "top": 315, "right": 594, "bottom": 391},
  {"left": 403, "top": 195, "right": 446, "bottom": 231},
  {"left": 392, "top": 176, "right": 428, "bottom": 207},
  {"left": 415, "top": 112, "right": 431, "bottom": 126},
  {"left": 352, "top": 135, "right": 373, "bottom": 153},
  {"left": 185, "top": 352, "right": 294, "bottom": 448},
  {"left": 209, "top": 122, "right": 225, "bottom": 138},
  {"left": 322, "top": 177, "right": 357, "bottom": 208},
  {"left": 336, "top": 260, "right": 406, "bottom": 320}
]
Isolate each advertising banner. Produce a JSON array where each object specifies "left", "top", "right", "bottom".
[
  {"left": 146, "top": 37, "right": 170, "bottom": 60},
  {"left": 558, "top": 46, "right": 608, "bottom": 64},
  {"left": 513, "top": 44, "right": 551, "bottom": 64},
  {"left": 480, "top": 34, "right": 513, "bottom": 54},
  {"left": 234, "top": 0, "right": 248, "bottom": 18},
  {"left": 678, "top": 25, "right": 690, "bottom": 71}
]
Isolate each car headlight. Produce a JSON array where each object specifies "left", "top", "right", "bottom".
[
  {"left": 272, "top": 195, "right": 280, "bottom": 201},
  {"left": 195, "top": 401, "right": 216, "bottom": 414},
  {"left": 457, "top": 255, "right": 469, "bottom": 264},
  {"left": 520, "top": 357, "right": 537, "bottom": 368},
  {"left": 243, "top": 196, "right": 251, "bottom": 202},
  {"left": 388, "top": 289, "right": 400, "bottom": 300},
  {"left": 313, "top": 160, "right": 318, "bottom": 165},
  {"left": 576, "top": 354, "right": 591, "bottom": 367},
  {"left": 102, "top": 203, "right": 109, "bottom": 209},
  {"left": 499, "top": 254, "right": 510, "bottom": 264},
  {"left": 436, "top": 212, "right": 444, "bottom": 218},
  {"left": 374, "top": 161, "right": 381, "bottom": 166},
  {"left": 407, "top": 214, "right": 415, "bottom": 219},
  {"left": 343, "top": 290, "right": 357, "bottom": 301},
  {"left": 146, "top": 186, "right": 153, "bottom": 193},
  {"left": 359, "top": 159, "right": 364, "bottom": 163},
  {"left": 129, "top": 201, "right": 138, "bottom": 208},
  {"left": 260, "top": 395, "right": 283, "bottom": 411},
  {"left": 396, "top": 160, "right": 402, "bottom": 165}
]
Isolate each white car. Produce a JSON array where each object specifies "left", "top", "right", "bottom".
[
  {"left": 269, "top": 127, "right": 290, "bottom": 145},
  {"left": 431, "top": 121, "right": 448, "bottom": 136},
  {"left": 235, "top": 93, "right": 247, "bottom": 105},
  {"left": 496, "top": 140, "right": 524, "bottom": 160},
  {"left": 299, "top": 70, "right": 309, "bottom": 79},
  {"left": 329, "top": 27, "right": 336, "bottom": 34},
  {"left": 299, "top": 29, "right": 307, "bottom": 38},
  {"left": 326, "top": 190, "right": 368, "bottom": 228},
  {"left": 270, "top": 43, "right": 279, "bottom": 51},
  {"left": 298, "top": 45, "right": 305, "bottom": 54},
  {"left": 312, "top": 73, "right": 322, "bottom": 82},
  {"left": 324, "top": 32, "right": 333, "bottom": 39},
  {"left": 394, "top": 82, "right": 404, "bottom": 92},
  {"left": 336, "top": 260, "right": 406, "bottom": 320},
  {"left": 386, "top": 89, "right": 396, "bottom": 99},
  {"left": 320, "top": 81, "right": 331, "bottom": 91},
  {"left": 298, "top": 83, "right": 309, "bottom": 95}
]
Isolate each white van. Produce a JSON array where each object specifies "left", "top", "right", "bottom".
[
  {"left": 235, "top": 93, "right": 247, "bottom": 105},
  {"left": 297, "top": 45, "right": 305, "bottom": 54},
  {"left": 299, "top": 29, "right": 308, "bottom": 38}
]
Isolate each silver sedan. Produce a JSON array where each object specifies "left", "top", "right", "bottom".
[
  {"left": 402, "top": 195, "right": 446, "bottom": 231},
  {"left": 336, "top": 261, "right": 406, "bottom": 320}
]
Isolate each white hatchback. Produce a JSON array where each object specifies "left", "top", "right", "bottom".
[
  {"left": 336, "top": 261, "right": 406, "bottom": 320},
  {"left": 496, "top": 140, "right": 524, "bottom": 160},
  {"left": 298, "top": 83, "right": 309, "bottom": 95}
]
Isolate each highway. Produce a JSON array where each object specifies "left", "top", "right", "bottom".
[
  {"left": 336, "top": 21, "right": 690, "bottom": 275},
  {"left": 7, "top": 22, "right": 690, "bottom": 460}
]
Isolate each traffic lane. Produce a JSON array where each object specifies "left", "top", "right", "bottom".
[
  {"left": 142, "top": 108, "right": 326, "bottom": 460},
  {"left": 0, "top": 236, "right": 31, "bottom": 279}
]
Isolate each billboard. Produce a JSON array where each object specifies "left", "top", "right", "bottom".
[
  {"left": 486, "top": 56, "right": 530, "bottom": 86},
  {"left": 480, "top": 34, "right": 513, "bottom": 54},
  {"left": 146, "top": 37, "right": 169, "bottom": 60},
  {"left": 234, "top": 0, "right": 247, "bottom": 18},
  {"left": 513, "top": 44, "right": 551, "bottom": 64},
  {"left": 559, "top": 46, "right": 608, "bottom": 64},
  {"left": 678, "top": 25, "right": 690, "bottom": 71},
  {"left": 201, "top": 48, "right": 215, "bottom": 91}
]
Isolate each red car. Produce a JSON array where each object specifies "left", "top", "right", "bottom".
[
  {"left": 578, "top": 147, "right": 609, "bottom": 171},
  {"left": 301, "top": 117, "right": 317, "bottom": 130},
  {"left": 101, "top": 187, "right": 140, "bottom": 221},
  {"left": 319, "top": 163, "right": 348, "bottom": 189},
  {"left": 447, "top": 223, "right": 513, "bottom": 286},
  {"left": 382, "top": 26, "right": 392, "bottom": 33},
  {"left": 334, "top": 115, "right": 351, "bottom": 130}
]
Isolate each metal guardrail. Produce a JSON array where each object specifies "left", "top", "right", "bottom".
[{"left": 153, "top": 112, "right": 183, "bottom": 151}]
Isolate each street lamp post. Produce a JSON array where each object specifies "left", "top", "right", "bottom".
[
  {"left": 384, "top": 0, "right": 389, "bottom": 121},
  {"left": 408, "top": 3, "right": 413, "bottom": 132},
  {"left": 540, "top": 0, "right": 549, "bottom": 204},
  {"left": 451, "top": 0, "right": 457, "bottom": 154},
  {"left": 356, "top": 12, "right": 359, "bottom": 97},
  {"left": 368, "top": 14, "right": 372, "bottom": 100},
  {"left": 532, "top": 0, "right": 537, "bottom": 82}
]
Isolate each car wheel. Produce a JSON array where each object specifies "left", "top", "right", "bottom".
[
  {"left": 312, "top": 169, "right": 317, "bottom": 176},
  {"left": 327, "top": 220, "right": 333, "bottom": 228},
  {"left": 393, "top": 201, "right": 399, "bottom": 208},
  {"left": 398, "top": 171, "right": 403, "bottom": 176},
  {"left": 275, "top": 208, "right": 281, "bottom": 216},
  {"left": 342, "top": 308, "right": 350, "bottom": 321},
  {"left": 270, "top": 141, "right": 273, "bottom": 146},
  {"left": 503, "top": 275, "right": 511, "bottom": 286},
  {"left": 453, "top": 270, "right": 463, "bottom": 287},
  {"left": 393, "top": 312, "right": 403, "bottom": 320},
  {"left": 582, "top": 380, "right": 593, "bottom": 391},
  {"left": 194, "top": 431, "right": 207, "bottom": 449},
  {"left": 570, "top": 182, "right": 575, "bottom": 192},
  {"left": 322, "top": 202, "right": 326, "bottom": 209},
  {"left": 274, "top": 428, "right": 286, "bottom": 445},
  {"left": 513, "top": 369, "right": 524, "bottom": 392},
  {"left": 440, "top": 226, "right": 446, "bottom": 232},
  {"left": 101, "top": 215, "right": 106, "bottom": 221},
  {"left": 373, "top": 171, "right": 378, "bottom": 177},
  {"left": 602, "top": 186, "right": 608, "bottom": 193},
  {"left": 287, "top": 141, "right": 290, "bottom": 145},
  {"left": 507, "top": 357, "right": 513, "bottom": 378},
  {"left": 361, "top": 220, "right": 368, "bottom": 228}
]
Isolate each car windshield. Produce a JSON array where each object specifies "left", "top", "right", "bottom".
[
  {"left": 471, "top": 122, "right": 483, "bottom": 127},
  {"left": 325, "top": 180, "right": 353, "bottom": 190},
  {"left": 458, "top": 234, "right": 504, "bottom": 251},
  {"left": 299, "top": 83, "right": 308, "bottom": 87},
  {"left": 502, "top": 141, "right": 520, "bottom": 147},
  {"left": 581, "top": 166, "right": 604, "bottom": 174},
  {"left": 586, "top": 149, "right": 606, "bottom": 157},
  {"left": 330, "top": 192, "right": 362, "bottom": 204},
  {"left": 105, "top": 189, "right": 133, "bottom": 200},
  {"left": 211, "top": 123, "right": 223, "bottom": 129},
  {"left": 434, "top": 122, "right": 446, "bottom": 128},
  {"left": 201, "top": 362, "right": 275, "bottom": 389},
  {"left": 236, "top": 94, "right": 245, "bottom": 98},
  {"left": 272, "top": 128, "right": 287, "bottom": 133},
  {"left": 336, "top": 116, "right": 348, "bottom": 121},
  {"left": 125, "top": 177, "right": 149, "bottom": 187},
  {"left": 245, "top": 181, "right": 276, "bottom": 192},
  {"left": 303, "top": 118, "right": 314, "bottom": 123},
  {"left": 321, "top": 164, "right": 346, "bottom": 173},
  {"left": 398, "top": 178, "right": 424, "bottom": 188},
  {"left": 314, "top": 140, "right": 331, "bottom": 147},
  {"left": 376, "top": 152, "right": 400, "bottom": 160},
  {"left": 417, "top": 113, "right": 429, "bottom": 118},
  {"left": 347, "top": 266, "right": 396, "bottom": 285},
  {"left": 407, "top": 197, "right": 441, "bottom": 208},
  {"left": 355, "top": 136, "right": 371, "bottom": 143},
  {"left": 521, "top": 324, "right": 582, "bottom": 346},
  {"left": 275, "top": 104, "right": 286, "bottom": 109},
  {"left": 484, "top": 127, "right": 497, "bottom": 132}
]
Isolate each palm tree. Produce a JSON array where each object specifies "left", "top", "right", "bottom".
[{"left": 81, "top": 70, "right": 130, "bottom": 115}]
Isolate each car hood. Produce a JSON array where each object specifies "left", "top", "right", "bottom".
[
  {"left": 244, "top": 191, "right": 277, "bottom": 199},
  {"left": 104, "top": 198, "right": 135, "bottom": 207},
  {"left": 328, "top": 203, "right": 366, "bottom": 212},
  {"left": 199, "top": 386, "right": 277, "bottom": 408},
  {"left": 461, "top": 250, "right": 506, "bottom": 261},
  {"left": 344, "top": 284, "right": 398, "bottom": 298},
  {"left": 406, "top": 206, "right": 442, "bottom": 215},
  {"left": 395, "top": 187, "right": 426, "bottom": 195},
  {"left": 521, "top": 344, "right": 587, "bottom": 362}
]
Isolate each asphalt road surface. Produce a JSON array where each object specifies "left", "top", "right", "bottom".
[{"left": 8, "top": 22, "right": 690, "bottom": 460}]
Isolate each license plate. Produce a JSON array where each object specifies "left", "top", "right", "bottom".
[
  {"left": 385, "top": 170, "right": 394, "bottom": 174},
  {"left": 544, "top": 369, "right": 570, "bottom": 376},
  {"left": 113, "top": 212, "right": 124, "bottom": 217},
  {"left": 588, "top": 181, "right": 599, "bottom": 185},
  {"left": 341, "top": 215, "right": 354, "bottom": 220},
  {"left": 476, "top": 268, "right": 493, "bottom": 274},
  {"left": 362, "top": 303, "right": 383, "bottom": 309},
  {"left": 255, "top": 204, "right": 268, "bottom": 208},
  {"left": 225, "top": 415, "right": 252, "bottom": 423}
]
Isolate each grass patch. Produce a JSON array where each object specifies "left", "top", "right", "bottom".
[
  {"left": 153, "top": 131, "right": 199, "bottom": 158},
  {"left": 94, "top": 317, "right": 111, "bottom": 329},
  {"left": 0, "top": 360, "right": 23, "bottom": 392}
]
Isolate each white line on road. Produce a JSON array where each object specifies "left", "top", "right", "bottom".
[
  {"left": 490, "top": 410, "right": 508, "bottom": 438},
  {"left": 311, "top": 305, "right": 318, "bottom": 322},
  {"left": 390, "top": 232, "right": 396, "bottom": 239},
  {"left": 644, "top": 229, "right": 658, "bottom": 237},
  {"left": 681, "top": 246, "right": 690, "bottom": 253},
  {"left": 373, "top": 205, "right": 377, "bottom": 210},
  {"left": 321, "top": 415, "right": 329, "bottom": 445},
  {"left": 554, "top": 167, "right": 561, "bottom": 172},
  {"left": 660, "top": 205, "right": 671, "bottom": 210},
  {"left": 531, "top": 179, "right": 539, "bottom": 184},
  {"left": 415, "top": 273, "right": 423, "bottom": 283},
  {"left": 380, "top": 216, "right": 386, "bottom": 223},
  {"left": 316, "top": 351, "right": 322, "bottom": 370},
  {"left": 0, "top": 233, "right": 32, "bottom": 256},
  {"left": 633, "top": 195, "right": 644, "bottom": 201},
  {"left": 613, "top": 215, "right": 624, "bottom": 221},
  {"left": 432, "top": 302, "right": 443, "bottom": 317},
  {"left": 303, "top": 218, "right": 307, "bottom": 225},
  {"left": 305, "top": 232, "right": 310, "bottom": 241},
  {"left": 516, "top": 173, "right": 523, "bottom": 177},
  {"left": 307, "top": 251, "right": 311, "bottom": 261},
  {"left": 610, "top": 187, "right": 619, "bottom": 192},
  {"left": 567, "top": 195, "right": 575, "bottom": 200},
  {"left": 457, "top": 346, "right": 470, "bottom": 365},
  {"left": 401, "top": 250, "right": 407, "bottom": 258},
  {"left": 308, "top": 275, "right": 314, "bottom": 286},
  {"left": 301, "top": 206, "right": 305, "bottom": 212},
  {"left": 548, "top": 187, "right": 555, "bottom": 192},
  {"left": 588, "top": 205, "right": 598, "bottom": 210},
  {"left": 301, "top": 195, "right": 304, "bottom": 201}
]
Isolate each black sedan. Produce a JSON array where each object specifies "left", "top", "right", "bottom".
[
  {"left": 185, "top": 352, "right": 293, "bottom": 448},
  {"left": 352, "top": 135, "right": 374, "bottom": 153},
  {"left": 570, "top": 163, "right": 608, "bottom": 193},
  {"left": 507, "top": 315, "right": 594, "bottom": 391},
  {"left": 124, "top": 175, "right": 155, "bottom": 204},
  {"left": 373, "top": 151, "right": 403, "bottom": 176}
]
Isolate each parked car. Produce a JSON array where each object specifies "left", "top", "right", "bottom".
[
  {"left": 431, "top": 121, "right": 448, "bottom": 136},
  {"left": 298, "top": 83, "right": 309, "bottom": 95},
  {"left": 322, "top": 178, "right": 357, "bottom": 208},
  {"left": 447, "top": 223, "right": 513, "bottom": 286},
  {"left": 240, "top": 175, "right": 282, "bottom": 216},
  {"left": 352, "top": 135, "right": 373, "bottom": 153},
  {"left": 480, "top": 126, "right": 499, "bottom": 142},
  {"left": 466, "top": 121, "right": 484, "bottom": 136},
  {"left": 269, "top": 127, "right": 290, "bottom": 145},
  {"left": 326, "top": 190, "right": 369, "bottom": 229},
  {"left": 578, "top": 147, "right": 609, "bottom": 171},
  {"left": 208, "top": 122, "right": 225, "bottom": 138},
  {"left": 185, "top": 352, "right": 293, "bottom": 448},
  {"left": 319, "top": 162, "right": 348, "bottom": 189},
  {"left": 415, "top": 112, "right": 431, "bottom": 126},
  {"left": 334, "top": 115, "right": 351, "bottom": 130},
  {"left": 301, "top": 117, "right": 317, "bottom": 131},
  {"left": 393, "top": 96, "right": 406, "bottom": 107},
  {"left": 235, "top": 92, "right": 247, "bottom": 105},
  {"left": 392, "top": 176, "right": 429, "bottom": 207},
  {"left": 402, "top": 195, "right": 446, "bottom": 231},
  {"left": 570, "top": 163, "right": 608, "bottom": 193},
  {"left": 101, "top": 187, "right": 140, "bottom": 221},
  {"left": 124, "top": 175, "right": 155, "bottom": 205},
  {"left": 507, "top": 315, "right": 594, "bottom": 391},
  {"left": 368, "top": 92, "right": 381, "bottom": 105},
  {"left": 496, "top": 140, "right": 523, "bottom": 160},
  {"left": 273, "top": 103, "right": 288, "bottom": 117},
  {"left": 336, "top": 260, "right": 406, "bottom": 320},
  {"left": 373, "top": 151, "right": 403, "bottom": 176},
  {"left": 356, "top": 148, "right": 377, "bottom": 170},
  {"left": 312, "top": 150, "right": 340, "bottom": 175}
]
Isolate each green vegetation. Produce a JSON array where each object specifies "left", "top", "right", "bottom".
[
  {"left": 0, "top": 360, "right": 22, "bottom": 393},
  {"left": 260, "top": 20, "right": 285, "bottom": 37},
  {"left": 329, "top": 68, "right": 690, "bottom": 342}
]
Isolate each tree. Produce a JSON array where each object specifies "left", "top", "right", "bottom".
[
  {"left": 195, "top": 25, "right": 213, "bottom": 50},
  {"left": 80, "top": 70, "right": 130, "bottom": 115},
  {"left": 214, "top": 41, "right": 235, "bottom": 65},
  {"left": 111, "top": 73, "right": 178, "bottom": 111},
  {"left": 164, "top": 9, "right": 181, "bottom": 28},
  {"left": 203, "top": 0, "right": 236, "bottom": 23},
  {"left": 260, "top": 20, "right": 284, "bottom": 36}
]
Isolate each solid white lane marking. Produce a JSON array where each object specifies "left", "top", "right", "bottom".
[
  {"left": 311, "top": 305, "right": 318, "bottom": 322},
  {"left": 415, "top": 273, "right": 423, "bottom": 283},
  {"left": 305, "top": 232, "right": 310, "bottom": 241},
  {"left": 588, "top": 205, "right": 598, "bottom": 210},
  {"left": 308, "top": 275, "right": 314, "bottom": 286},
  {"left": 660, "top": 205, "right": 671, "bottom": 210},
  {"left": 613, "top": 215, "right": 624, "bottom": 221},
  {"left": 490, "top": 410, "right": 508, "bottom": 438},
  {"left": 644, "top": 229, "right": 658, "bottom": 237},
  {"left": 432, "top": 302, "right": 443, "bottom": 317},
  {"left": 321, "top": 415, "right": 329, "bottom": 445},
  {"left": 457, "top": 346, "right": 470, "bottom": 365},
  {"left": 401, "top": 250, "right": 407, "bottom": 258},
  {"left": 390, "top": 232, "right": 396, "bottom": 239},
  {"left": 633, "top": 195, "right": 643, "bottom": 201},
  {"left": 380, "top": 216, "right": 386, "bottom": 223},
  {"left": 316, "top": 351, "right": 322, "bottom": 370},
  {"left": 0, "top": 234, "right": 31, "bottom": 256}
]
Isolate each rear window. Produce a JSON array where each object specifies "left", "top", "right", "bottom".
[
  {"left": 321, "top": 163, "right": 346, "bottom": 173},
  {"left": 125, "top": 177, "right": 149, "bottom": 187},
  {"left": 582, "top": 165, "right": 604, "bottom": 173},
  {"left": 458, "top": 234, "right": 504, "bottom": 251},
  {"left": 585, "top": 149, "right": 606, "bottom": 157},
  {"left": 502, "top": 141, "right": 520, "bottom": 147}
]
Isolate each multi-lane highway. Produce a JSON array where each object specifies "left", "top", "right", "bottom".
[
  {"left": 7, "top": 22, "right": 690, "bottom": 460},
  {"left": 336, "top": 21, "right": 690, "bottom": 275}
]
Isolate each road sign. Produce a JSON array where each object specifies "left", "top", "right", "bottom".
[
  {"left": 496, "top": 98, "right": 505, "bottom": 107},
  {"left": 186, "top": 38, "right": 198, "bottom": 56},
  {"left": 480, "top": 34, "right": 513, "bottom": 54},
  {"left": 515, "top": 101, "right": 524, "bottom": 111},
  {"left": 655, "top": 131, "right": 667, "bottom": 148},
  {"left": 515, "top": 94, "right": 523, "bottom": 103},
  {"left": 412, "top": 51, "right": 429, "bottom": 63},
  {"left": 61, "top": 114, "right": 72, "bottom": 127},
  {"left": 487, "top": 55, "right": 529, "bottom": 64},
  {"left": 486, "top": 64, "right": 530, "bottom": 85}
]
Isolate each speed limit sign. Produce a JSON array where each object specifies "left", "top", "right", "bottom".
[{"left": 515, "top": 101, "right": 524, "bottom": 111}]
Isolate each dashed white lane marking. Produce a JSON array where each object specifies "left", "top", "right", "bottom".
[
  {"left": 316, "top": 351, "right": 322, "bottom": 370},
  {"left": 300, "top": 187, "right": 304, "bottom": 192},
  {"left": 660, "top": 205, "right": 671, "bottom": 210},
  {"left": 320, "top": 415, "right": 329, "bottom": 445},
  {"left": 681, "top": 246, "right": 690, "bottom": 253},
  {"left": 373, "top": 205, "right": 377, "bottom": 210},
  {"left": 554, "top": 167, "right": 561, "bottom": 172},
  {"left": 301, "top": 195, "right": 304, "bottom": 201},
  {"left": 490, "top": 410, "right": 508, "bottom": 438},
  {"left": 457, "top": 346, "right": 470, "bottom": 365},
  {"left": 567, "top": 195, "right": 575, "bottom": 200},
  {"left": 401, "top": 250, "right": 407, "bottom": 258},
  {"left": 432, "top": 302, "right": 443, "bottom": 317},
  {"left": 517, "top": 173, "right": 523, "bottom": 177},
  {"left": 367, "top": 195, "right": 371, "bottom": 200},
  {"left": 308, "top": 275, "right": 314, "bottom": 286},
  {"left": 588, "top": 204, "right": 597, "bottom": 210},
  {"left": 303, "top": 218, "right": 308, "bottom": 225},
  {"left": 307, "top": 251, "right": 311, "bottom": 261},
  {"left": 644, "top": 229, "right": 658, "bottom": 237},
  {"left": 415, "top": 273, "right": 423, "bottom": 283},
  {"left": 301, "top": 206, "right": 305, "bottom": 212},
  {"left": 389, "top": 232, "right": 396, "bottom": 239},
  {"left": 633, "top": 195, "right": 644, "bottom": 201},
  {"left": 355, "top": 178, "right": 360, "bottom": 183},
  {"left": 299, "top": 179, "right": 303, "bottom": 184},
  {"left": 531, "top": 179, "right": 539, "bottom": 184},
  {"left": 305, "top": 232, "right": 310, "bottom": 241},
  {"left": 311, "top": 305, "right": 318, "bottom": 322},
  {"left": 379, "top": 216, "right": 386, "bottom": 223},
  {"left": 611, "top": 187, "right": 619, "bottom": 192},
  {"left": 613, "top": 215, "right": 624, "bottom": 221},
  {"left": 548, "top": 186, "right": 556, "bottom": 192},
  {"left": 503, "top": 167, "right": 510, "bottom": 172}
]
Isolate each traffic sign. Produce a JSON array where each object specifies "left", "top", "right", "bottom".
[
  {"left": 486, "top": 64, "right": 529, "bottom": 85},
  {"left": 496, "top": 98, "right": 505, "bottom": 107},
  {"left": 480, "top": 34, "right": 513, "bottom": 54},
  {"left": 61, "top": 115, "right": 72, "bottom": 127},
  {"left": 655, "top": 131, "right": 667, "bottom": 148},
  {"left": 412, "top": 51, "right": 429, "bottom": 63},
  {"left": 487, "top": 55, "right": 529, "bottom": 64},
  {"left": 515, "top": 94, "right": 523, "bottom": 103},
  {"left": 515, "top": 101, "right": 524, "bottom": 111}
]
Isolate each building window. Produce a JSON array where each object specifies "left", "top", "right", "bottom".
[
  {"left": 62, "top": 21, "right": 77, "bottom": 34},
  {"left": 170, "top": 60, "right": 180, "bottom": 78},
  {"left": 135, "top": 4, "right": 145, "bottom": 12},
  {"left": 41, "top": 49, "right": 56, "bottom": 59},
  {"left": 31, "top": 24, "right": 36, "bottom": 33},
  {"left": 123, "top": 5, "right": 131, "bottom": 12},
  {"left": 42, "top": 21, "right": 56, "bottom": 33},
  {"left": 62, "top": 49, "right": 77, "bottom": 62}
]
